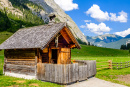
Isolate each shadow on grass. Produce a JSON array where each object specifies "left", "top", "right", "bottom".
[{"left": 0, "top": 70, "right": 3, "bottom": 76}]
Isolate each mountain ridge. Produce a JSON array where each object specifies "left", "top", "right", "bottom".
[
  {"left": 0, "top": 0, "right": 88, "bottom": 43},
  {"left": 87, "top": 34, "right": 130, "bottom": 49}
]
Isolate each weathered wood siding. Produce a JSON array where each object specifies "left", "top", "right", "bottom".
[
  {"left": 37, "top": 63, "right": 79, "bottom": 84},
  {"left": 74, "top": 60, "right": 96, "bottom": 77},
  {"left": 4, "top": 49, "right": 36, "bottom": 76},
  {"left": 37, "top": 60, "right": 96, "bottom": 84},
  {"left": 85, "top": 61, "right": 96, "bottom": 77}
]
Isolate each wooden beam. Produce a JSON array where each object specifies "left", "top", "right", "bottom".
[
  {"left": 60, "top": 30, "right": 70, "bottom": 44},
  {"left": 68, "top": 44, "right": 76, "bottom": 48},
  {"left": 49, "top": 48, "right": 51, "bottom": 63},
  {"left": 64, "top": 27, "right": 81, "bottom": 49}
]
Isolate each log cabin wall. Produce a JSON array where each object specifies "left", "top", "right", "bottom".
[
  {"left": 4, "top": 49, "right": 36, "bottom": 76},
  {"left": 40, "top": 48, "right": 49, "bottom": 63}
]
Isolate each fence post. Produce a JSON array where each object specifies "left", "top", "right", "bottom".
[
  {"left": 117, "top": 63, "right": 118, "bottom": 69},
  {"left": 121, "top": 62, "right": 122, "bottom": 69},
  {"left": 108, "top": 60, "right": 112, "bottom": 70},
  {"left": 125, "top": 62, "right": 127, "bottom": 68},
  {"left": 128, "top": 61, "right": 129, "bottom": 67},
  {"left": 129, "top": 61, "right": 130, "bottom": 67}
]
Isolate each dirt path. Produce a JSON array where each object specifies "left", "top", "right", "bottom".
[{"left": 66, "top": 77, "right": 128, "bottom": 87}]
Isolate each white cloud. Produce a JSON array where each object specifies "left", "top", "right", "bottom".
[
  {"left": 110, "top": 11, "right": 127, "bottom": 22},
  {"left": 80, "top": 25, "right": 86, "bottom": 28},
  {"left": 81, "top": 22, "right": 111, "bottom": 35},
  {"left": 86, "top": 4, "right": 109, "bottom": 21},
  {"left": 84, "top": 20, "right": 91, "bottom": 23},
  {"left": 54, "top": 0, "right": 78, "bottom": 11},
  {"left": 114, "top": 28, "right": 130, "bottom": 37},
  {"left": 86, "top": 4, "right": 128, "bottom": 22},
  {"left": 86, "top": 22, "right": 111, "bottom": 35}
]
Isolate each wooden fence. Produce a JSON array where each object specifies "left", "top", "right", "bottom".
[
  {"left": 96, "top": 60, "right": 130, "bottom": 70},
  {"left": 37, "top": 60, "right": 96, "bottom": 84},
  {"left": 96, "top": 60, "right": 112, "bottom": 70},
  {"left": 112, "top": 61, "right": 130, "bottom": 69}
]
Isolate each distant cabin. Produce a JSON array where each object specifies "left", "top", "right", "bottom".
[{"left": 0, "top": 22, "right": 81, "bottom": 79}]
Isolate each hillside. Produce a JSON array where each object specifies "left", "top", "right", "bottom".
[
  {"left": 0, "top": 0, "right": 87, "bottom": 43},
  {"left": 71, "top": 44, "right": 130, "bottom": 57},
  {"left": 103, "top": 38, "right": 130, "bottom": 49},
  {"left": 0, "top": 32, "right": 13, "bottom": 44}
]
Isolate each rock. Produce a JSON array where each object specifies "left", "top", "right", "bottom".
[{"left": 0, "top": 0, "right": 23, "bottom": 17}]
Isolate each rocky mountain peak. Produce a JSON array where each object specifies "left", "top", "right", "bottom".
[
  {"left": 29, "top": 0, "right": 88, "bottom": 43},
  {"left": 0, "top": 0, "right": 88, "bottom": 44}
]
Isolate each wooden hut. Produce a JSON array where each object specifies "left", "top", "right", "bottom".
[{"left": 0, "top": 22, "right": 81, "bottom": 79}]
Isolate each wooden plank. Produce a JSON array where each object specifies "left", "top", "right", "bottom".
[
  {"left": 37, "top": 63, "right": 40, "bottom": 80},
  {"left": 54, "top": 64, "right": 56, "bottom": 82},
  {"left": 68, "top": 64, "right": 71, "bottom": 83},
  {"left": 41, "top": 63, "right": 45, "bottom": 80},
  {"left": 7, "top": 59, "right": 35, "bottom": 61},
  {"left": 6, "top": 61, "right": 35, "bottom": 63},
  {"left": 6, "top": 64, "right": 35, "bottom": 70}
]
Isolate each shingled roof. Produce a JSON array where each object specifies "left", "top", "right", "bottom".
[{"left": 0, "top": 22, "right": 80, "bottom": 50}]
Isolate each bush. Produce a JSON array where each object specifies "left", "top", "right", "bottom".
[{"left": 129, "top": 48, "right": 130, "bottom": 53}]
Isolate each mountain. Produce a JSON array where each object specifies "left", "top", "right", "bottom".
[
  {"left": 124, "top": 34, "right": 130, "bottom": 38},
  {"left": 0, "top": 0, "right": 88, "bottom": 43},
  {"left": 86, "top": 34, "right": 123, "bottom": 46},
  {"left": 87, "top": 34, "right": 130, "bottom": 49},
  {"left": 103, "top": 38, "right": 130, "bottom": 49}
]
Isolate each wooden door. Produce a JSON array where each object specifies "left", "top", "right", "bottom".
[{"left": 59, "top": 48, "right": 71, "bottom": 64}]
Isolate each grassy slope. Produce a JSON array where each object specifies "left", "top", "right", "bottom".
[
  {"left": 0, "top": 32, "right": 13, "bottom": 44},
  {"left": 72, "top": 44, "right": 130, "bottom": 57}
]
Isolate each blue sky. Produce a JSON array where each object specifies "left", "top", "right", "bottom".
[{"left": 54, "top": 0, "right": 130, "bottom": 37}]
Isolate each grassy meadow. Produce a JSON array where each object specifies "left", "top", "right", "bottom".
[
  {"left": 0, "top": 32, "right": 130, "bottom": 86},
  {"left": 72, "top": 45, "right": 130, "bottom": 86}
]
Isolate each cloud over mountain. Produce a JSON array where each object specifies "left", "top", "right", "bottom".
[
  {"left": 80, "top": 22, "right": 111, "bottom": 35},
  {"left": 54, "top": 0, "right": 78, "bottom": 11},
  {"left": 114, "top": 28, "right": 130, "bottom": 37}
]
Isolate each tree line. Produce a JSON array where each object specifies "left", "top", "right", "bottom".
[{"left": 120, "top": 43, "right": 130, "bottom": 52}]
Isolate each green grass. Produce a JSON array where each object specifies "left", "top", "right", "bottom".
[
  {"left": 71, "top": 44, "right": 130, "bottom": 86},
  {"left": 96, "top": 68, "right": 130, "bottom": 87},
  {"left": 0, "top": 32, "right": 13, "bottom": 44},
  {"left": 72, "top": 45, "right": 130, "bottom": 57}
]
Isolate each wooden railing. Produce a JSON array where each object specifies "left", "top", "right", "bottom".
[
  {"left": 112, "top": 61, "right": 130, "bottom": 69},
  {"left": 96, "top": 60, "right": 112, "bottom": 70}
]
